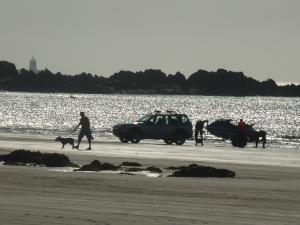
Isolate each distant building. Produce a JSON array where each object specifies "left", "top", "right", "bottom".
[{"left": 29, "top": 57, "right": 37, "bottom": 73}]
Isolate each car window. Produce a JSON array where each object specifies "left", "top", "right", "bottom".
[
  {"left": 168, "top": 115, "right": 178, "bottom": 125},
  {"left": 146, "top": 116, "right": 156, "bottom": 125},
  {"left": 136, "top": 115, "right": 152, "bottom": 122},
  {"left": 180, "top": 115, "right": 190, "bottom": 124},
  {"left": 155, "top": 115, "right": 166, "bottom": 125}
]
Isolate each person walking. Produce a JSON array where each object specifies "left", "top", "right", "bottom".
[
  {"left": 73, "top": 112, "right": 92, "bottom": 150},
  {"left": 195, "top": 119, "right": 208, "bottom": 146}
]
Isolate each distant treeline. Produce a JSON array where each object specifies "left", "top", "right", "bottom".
[{"left": 0, "top": 61, "right": 299, "bottom": 96}]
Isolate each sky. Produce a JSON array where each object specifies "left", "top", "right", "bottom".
[{"left": 0, "top": 0, "right": 299, "bottom": 83}]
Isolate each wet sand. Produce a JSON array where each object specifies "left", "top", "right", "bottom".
[{"left": 0, "top": 135, "right": 300, "bottom": 225}]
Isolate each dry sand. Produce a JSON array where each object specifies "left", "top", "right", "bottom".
[{"left": 0, "top": 135, "right": 300, "bottom": 225}]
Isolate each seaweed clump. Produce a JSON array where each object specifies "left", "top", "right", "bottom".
[
  {"left": 75, "top": 160, "right": 119, "bottom": 171},
  {"left": 0, "top": 149, "right": 78, "bottom": 167},
  {"left": 168, "top": 164, "right": 235, "bottom": 178}
]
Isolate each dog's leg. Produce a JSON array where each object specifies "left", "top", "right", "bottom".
[{"left": 62, "top": 144, "right": 65, "bottom": 149}]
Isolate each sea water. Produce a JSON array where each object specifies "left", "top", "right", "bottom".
[{"left": 0, "top": 92, "right": 299, "bottom": 149}]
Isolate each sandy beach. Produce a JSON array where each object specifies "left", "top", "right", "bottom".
[{"left": 0, "top": 135, "right": 300, "bottom": 225}]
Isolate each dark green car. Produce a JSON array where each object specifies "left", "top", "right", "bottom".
[{"left": 113, "top": 111, "right": 193, "bottom": 145}]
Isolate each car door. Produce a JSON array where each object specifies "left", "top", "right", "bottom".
[
  {"left": 179, "top": 114, "right": 193, "bottom": 138},
  {"left": 153, "top": 115, "right": 170, "bottom": 139},
  {"left": 139, "top": 115, "right": 157, "bottom": 139},
  {"left": 166, "top": 115, "right": 179, "bottom": 137}
]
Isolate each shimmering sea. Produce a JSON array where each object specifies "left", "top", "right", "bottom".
[{"left": 0, "top": 92, "right": 299, "bottom": 149}]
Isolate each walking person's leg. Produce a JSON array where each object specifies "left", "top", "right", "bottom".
[
  {"left": 200, "top": 130, "right": 204, "bottom": 145},
  {"left": 262, "top": 134, "right": 266, "bottom": 148},
  {"left": 195, "top": 129, "right": 199, "bottom": 145},
  {"left": 74, "top": 131, "right": 84, "bottom": 149},
  {"left": 87, "top": 137, "right": 91, "bottom": 150},
  {"left": 86, "top": 130, "right": 92, "bottom": 150}
]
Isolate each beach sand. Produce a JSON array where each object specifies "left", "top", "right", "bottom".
[{"left": 0, "top": 135, "right": 300, "bottom": 225}]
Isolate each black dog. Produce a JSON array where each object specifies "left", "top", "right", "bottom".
[{"left": 55, "top": 136, "right": 75, "bottom": 149}]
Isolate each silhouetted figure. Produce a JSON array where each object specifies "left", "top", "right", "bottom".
[
  {"left": 238, "top": 119, "right": 246, "bottom": 139},
  {"left": 254, "top": 130, "right": 267, "bottom": 148},
  {"left": 73, "top": 112, "right": 92, "bottom": 150},
  {"left": 195, "top": 120, "right": 208, "bottom": 145}
]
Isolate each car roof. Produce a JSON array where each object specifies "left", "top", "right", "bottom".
[{"left": 149, "top": 111, "right": 187, "bottom": 116}]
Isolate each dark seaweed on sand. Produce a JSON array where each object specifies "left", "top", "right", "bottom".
[
  {"left": 75, "top": 160, "right": 119, "bottom": 171},
  {"left": 0, "top": 149, "right": 78, "bottom": 167},
  {"left": 168, "top": 164, "right": 235, "bottom": 178}
]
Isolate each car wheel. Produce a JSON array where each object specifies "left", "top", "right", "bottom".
[
  {"left": 163, "top": 139, "right": 173, "bottom": 145},
  {"left": 130, "top": 131, "right": 141, "bottom": 144},
  {"left": 119, "top": 136, "right": 128, "bottom": 143},
  {"left": 174, "top": 132, "right": 186, "bottom": 145}
]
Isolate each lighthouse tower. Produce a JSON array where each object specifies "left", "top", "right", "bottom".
[{"left": 29, "top": 57, "right": 37, "bottom": 73}]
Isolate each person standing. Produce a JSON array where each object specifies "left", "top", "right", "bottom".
[
  {"left": 195, "top": 120, "right": 208, "bottom": 146},
  {"left": 73, "top": 112, "right": 92, "bottom": 150},
  {"left": 238, "top": 119, "right": 246, "bottom": 141}
]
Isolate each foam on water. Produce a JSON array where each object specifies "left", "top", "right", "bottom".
[
  {"left": 48, "top": 168, "right": 162, "bottom": 178},
  {"left": 0, "top": 92, "right": 299, "bottom": 148}
]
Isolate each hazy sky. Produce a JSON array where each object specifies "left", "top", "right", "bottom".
[{"left": 1, "top": 0, "right": 299, "bottom": 83}]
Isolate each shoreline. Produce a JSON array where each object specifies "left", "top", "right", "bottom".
[
  {"left": 0, "top": 129, "right": 299, "bottom": 151},
  {"left": 1, "top": 134, "right": 300, "bottom": 168}
]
